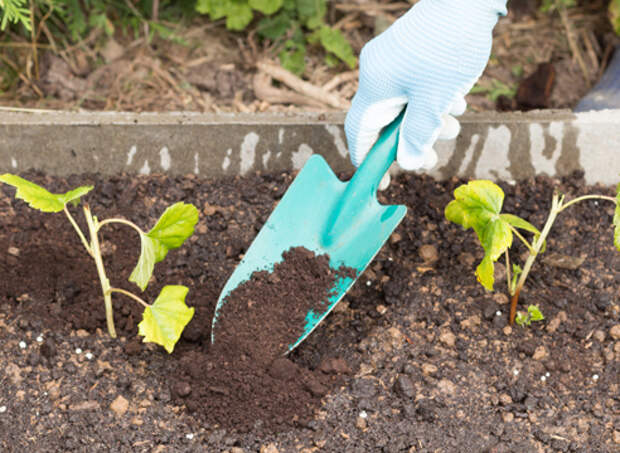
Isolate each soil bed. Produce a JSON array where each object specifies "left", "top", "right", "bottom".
[{"left": 0, "top": 170, "right": 618, "bottom": 452}]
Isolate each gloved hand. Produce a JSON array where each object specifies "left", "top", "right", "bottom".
[{"left": 345, "top": 0, "right": 507, "bottom": 173}]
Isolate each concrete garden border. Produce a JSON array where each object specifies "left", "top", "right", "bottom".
[{"left": 1, "top": 109, "right": 619, "bottom": 184}]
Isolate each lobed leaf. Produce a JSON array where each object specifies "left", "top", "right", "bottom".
[
  {"left": 130, "top": 202, "right": 199, "bottom": 291},
  {"left": 614, "top": 182, "right": 620, "bottom": 251},
  {"left": 445, "top": 180, "right": 523, "bottom": 291},
  {"left": 317, "top": 26, "right": 357, "bottom": 69},
  {"left": 528, "top": 305, "right": 544, "bottom": 322},
  {"left": 0, "top": 173, "right": 92, "bottom": 213},
  {"left": 249, "top": 0, "right": 283, "bottom": 15},
  {"left": 138, "top": 285, "right": 194, "bottom": 353}
]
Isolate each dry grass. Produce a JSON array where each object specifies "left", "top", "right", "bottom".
[{"left": 0, "top": 1, "right": 615, "bottom": 113}]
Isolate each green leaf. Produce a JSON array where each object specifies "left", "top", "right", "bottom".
[
  {"left": 249, "top": 0, "right": 283, "bottom": 15},
  {"left": 196, "top": 0, "right": 253, "bottom": 29},
  {"left": 613, "top": 182, "right": 620, "bottom": 251},
  {"left": 138, "top": 285, "right": 194, "bottom": 353},
  {"left": 500, "top": 213, "right": 539, "bottom": 236},
  {"left": 317, "top": 26, "right": 357, "bottom": 69},
  {"left": 129, "top": 202, "right": 199, "bottom": 291},
  {"left": 611, "top": 0, "right": 620, "bottom": 35},
  {"left": 196, "top": 0, "right": 227, "bottom": 18},
  {"left": 445, "top": 180, "right": 515, "bottom": 291},
  {"left": 528, "top": 305, "right": 544, "bottom": 322},
  {"left": 501, "top": 212, "right": 545, "bottom": 252},
  {"left": 296, "top": 0, "right": 326, "bottom": 29},
  {"left": 257, "top": 11, "right": 292, "bottom": 39},
  {"left": 0, "top": 174, "right": 92, "bottom": 213},
  {"left": 226, "top": 1, "right": 254, "bottom": 30},
  {"left": 515, "top": 311, "right": 528, "bottom": 327},
  {"left": 476, "top": 256, "right": 495, "bottom": 291},
  {"left": 279, "top": 46, "right": 306, "bottom": 75}
]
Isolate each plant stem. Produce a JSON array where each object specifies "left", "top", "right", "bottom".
[
  {"left": 63, "top": 205, "right": 93, "bottom": 257},
  {"left": 507, "top": 224, "right": 535, "bottom": 253},
  {"left": 96, "top": 217, "right": 144, "bottom": 236},
  {"left": 505, "top": 251, "right": 513, "bottom": 296},
  {"left": 557, "top": 194, "right": 616, "bottom": 213},
  {"left": 107, "top": 287, "right": 150, "bottom": 308},
  {"left": 83, "top": 205, "right": 116, "bottom": 338},
  {"left": 509, "top": 193, "right": 563, "bottom": 325}
]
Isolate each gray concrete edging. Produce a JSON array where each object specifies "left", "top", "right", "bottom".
[{"left": 1, "top": 109, "right": 619, "bottom": 185}]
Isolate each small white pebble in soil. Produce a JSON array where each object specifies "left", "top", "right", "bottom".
[
  {"left": 36, "top": 335, "right": 43, "bottom": 343},
  {"left": 545, "top": 372, "right": 550, "bottom": 378},
  {"left": 359, "top": 410, "right": 368, "bottom": 419},
  {"left": 0, "top": 406, "right": 6, "bottom": 413},
  {"left": 366, "top": 280, "right": 372, "bottom": 287},
  {"left": 540, "top": 375, "right": 546, "bottom": 382},
  {"left": 85, "top": 352, "right": 94, "bottom": 360},
  {"left": 592, "top": 374, "right": 599, "bottom": 381},
  {"left": 18, "top": 341, "right": 26, "bottom": 349},
  {"left": 185, "top": 433, "right": 194, "bottom": 440},
  {"left": 513, "top": 369, "right": 519, "bottom": 376},
  {"left": 75, "top": 348, "right": 82, "bottom": 354},
  {"left": 495, "top": 311, "right": 502, "bottom": 317}
]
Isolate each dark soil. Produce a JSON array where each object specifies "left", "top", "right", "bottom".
[
  {"left": 0, "top": 170, "right": 619, "bottom": 452},
  {"left": 185, "top": 246, "right": 356, "bottom": 432},
  {"left": 214, "top": 246, "right": 357, "bottom": 361}
]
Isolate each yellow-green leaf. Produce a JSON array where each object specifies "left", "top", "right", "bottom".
[
  {"left": 445, "top": 180, "right": 525, "bottom": 291},
  {"left": 138, "top": 285, "right": 194, "bottom": 353},
  {"left": 0, "top": 173, "right": 92, "bottom": 213},
  {"left": 476, "top": 256, "right": 495, "bottom": 291},
  {"left": 129, "top": 202, "right": 199, "bottom": 291},
  {"left": 445, "top": 180, "right": 504, "bottom": 230},
  {"left": 610, "top": 0, "right": 620, "bottom": 35},
  {"left": 528, "top": 305, "right": 544, "bottom": 322}
]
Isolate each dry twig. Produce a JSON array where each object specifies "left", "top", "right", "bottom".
[
  {"left": 253, "top": 72, "right": 328, "bottom": 109},
  {"left": 558, "top": 5, "right": 591, "bottom": 85},
  {"left": 256, "top": 60, "right": 350, "bottom": 109}
]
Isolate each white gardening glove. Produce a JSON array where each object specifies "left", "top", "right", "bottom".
[{"left": 345, "top": 0, "right": 507, "bottom": 182}]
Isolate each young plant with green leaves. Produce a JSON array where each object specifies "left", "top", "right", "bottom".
[
  {"left": 445, "top": 180, "right": 620, "bottom": 325},
  {"left": 0, "top": 174, "right": 198, "bottom": 353},
  {"left": 515, "top": 305, "right": 544, "bottom": 327},
  {"left": 196, "top": 0, "right": 356, "bottom": 75}
]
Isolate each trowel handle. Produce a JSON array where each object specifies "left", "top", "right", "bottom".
[
  {"left": 322, "top": 111, "right": 404, "bottom": 247},
  {"left": 349, "top": 110, "right": 404, "bottom": 193}
]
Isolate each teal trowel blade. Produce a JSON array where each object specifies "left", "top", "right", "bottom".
[{"left": 212, "top": 112, "right": 407, "bottom": 352}]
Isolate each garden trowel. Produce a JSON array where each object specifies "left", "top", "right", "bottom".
[{"left": 212, "top": 112, "right": 407, "bottom": 352}]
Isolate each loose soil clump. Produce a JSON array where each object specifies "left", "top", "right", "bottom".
[
  {"left": 213, "top": 246, "right": 357, "bottom": 362},
  {"left": 181, "top": 246, "right": 356, "bottom": 432}
]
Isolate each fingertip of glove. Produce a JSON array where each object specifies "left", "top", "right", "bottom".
[
  {"left": 450, "top": 97, "right": 467, "bottom": 116},
  {"left": 397, "top": 142, "right": 438, "bottom": 171},
  {"left": 438, "top": 114, "right": 461, "bottom": 140}
]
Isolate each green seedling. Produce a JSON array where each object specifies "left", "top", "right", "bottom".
[
  {"left": 470, "top": 79, "right": 517, "bottom": 102},
  {"left": 445, "top": 180, "right": 620, "bottom": 325},
  {"left": 0, "top": 174, "right": 198, "bottom": 353},
  {"left": 515, "top": 305, "right": 544, "bottom": 327}
]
